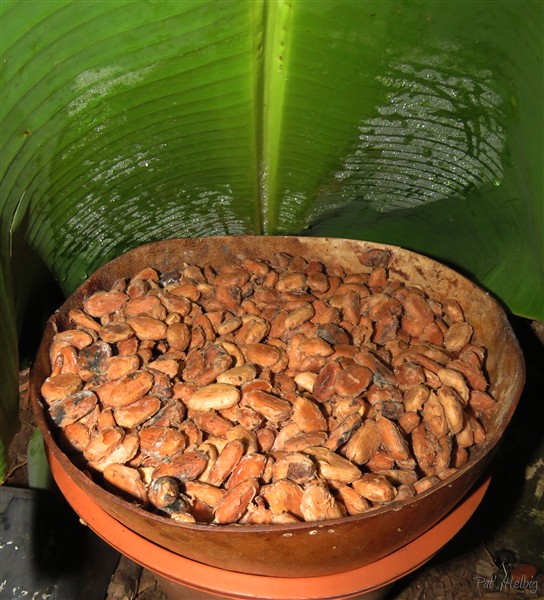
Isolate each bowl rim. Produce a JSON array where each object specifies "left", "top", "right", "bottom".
[{"left": 30, "top": 235, "right": 526, "bottom": 534}]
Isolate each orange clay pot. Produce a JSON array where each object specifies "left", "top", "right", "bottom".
[{"left": 48, "top": 446, "right": 490, "bottom": 599}]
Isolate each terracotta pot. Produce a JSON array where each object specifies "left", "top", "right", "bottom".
[
  {"left": 47, "top": 446, "right": 491, "bottom": 600},
  {"left": 30, "top": 236, "right": 525, "bottom": 577}
]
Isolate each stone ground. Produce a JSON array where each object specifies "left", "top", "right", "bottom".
[{"left": 5, "top": 319, "right": 544, "bottom": 600}]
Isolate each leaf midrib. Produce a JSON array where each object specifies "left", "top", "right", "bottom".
[{"left": 259, "top": 0, "right": 291, "bottom": 234}]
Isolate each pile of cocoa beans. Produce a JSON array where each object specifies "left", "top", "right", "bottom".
[{"left": 40, "top": 248, "right": 496, "bottom": 525}]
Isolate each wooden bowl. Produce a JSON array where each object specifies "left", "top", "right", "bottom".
[{"left": 30, "top": 236, "right": 525, "bottom": 577}]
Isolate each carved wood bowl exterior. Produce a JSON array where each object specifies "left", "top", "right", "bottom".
[{"left": 30, "top": 236, "right": 525, "bottom": 577}]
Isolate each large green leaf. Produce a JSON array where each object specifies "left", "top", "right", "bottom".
[
  {"left": 2, "top": 1, "right": 263, "bottom": 289},
  {"left": 1, "top": 0, "right": 542, "bottom": 477}
]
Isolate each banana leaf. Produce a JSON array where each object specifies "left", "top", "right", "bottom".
[{"left": 1, "top": 0, "right": 542, "bottom": 479}]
